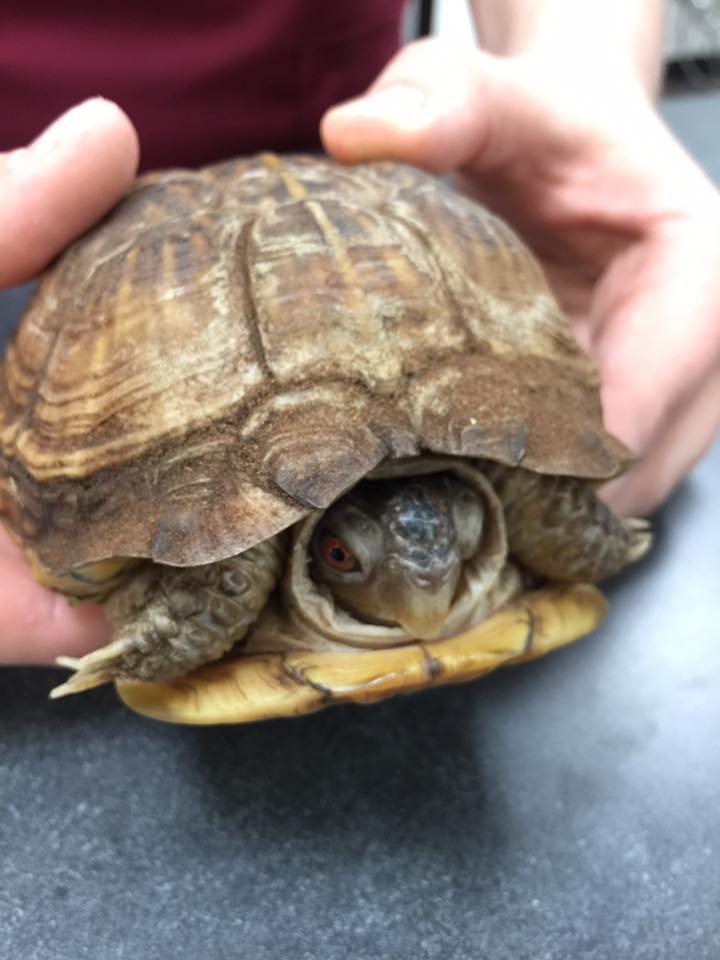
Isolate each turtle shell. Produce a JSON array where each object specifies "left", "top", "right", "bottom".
[{"left": 0, "top": 154, "right": 629, "bottom": 576}]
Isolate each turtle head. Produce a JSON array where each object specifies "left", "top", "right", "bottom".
[{"left": 310, "top": 474, "right": 484, "bottom": 639}]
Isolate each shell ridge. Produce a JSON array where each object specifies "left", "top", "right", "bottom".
[
  {"left": 379, "top": 204, "right": 475, "bottom": 350},
  {"left": 7, "top": 293, "right": 65, "bottom": 459},
  {"left": 235, "top": 218, "right": 274, "bottom": 381}
]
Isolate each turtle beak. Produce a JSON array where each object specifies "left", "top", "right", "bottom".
[{"left": 393, "top": 574, "right": 458, "bottom": 640}]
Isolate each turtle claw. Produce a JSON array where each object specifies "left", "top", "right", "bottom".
[
  {"left": 624, "top": 517, "right": 653, "bottom": 563},
  {"left": 54, "top": 655, "right": 83, "bottom": 670},
  {"left": 50, "top": 673, "right": 111, "bottom": 699},
  {"left": 50, "top": 637, "right": 135, "bottom": 699}
]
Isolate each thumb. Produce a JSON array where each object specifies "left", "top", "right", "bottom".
[
  {"left": 321, "top": 38, "right": 545, "bottom": 174},
  {"left": 0, "top": 98, "right": 139, "bottom": 287}
]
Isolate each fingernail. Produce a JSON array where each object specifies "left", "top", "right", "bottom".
[
  {"left": 332, "top": 85, "right": 429, "bottom": 126},
  {"left": 22, "top": 98, "right": 120, "bottom": 169}
]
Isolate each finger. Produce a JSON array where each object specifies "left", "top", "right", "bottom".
[
  {"left": 321, "top": 38, "right": 496, "bottom": 172},
  {"left": 595, "top": 219, "right": 720, "bottom": 515},
  {"left": 0, "top": 97, "right": 139, "bottom": 288},
  {"left": 0, "top": 579, "right": 110, "bottom": 667},
  {"left": 601, "top": 369, "right": 720, "bottom": 516},
  {"left": 321, "top": 38, "right": 596, "bottom": 177}
]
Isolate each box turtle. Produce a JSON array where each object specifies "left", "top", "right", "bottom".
[{"left": 0, "top": 154, "right": 650, "bottom": 725}]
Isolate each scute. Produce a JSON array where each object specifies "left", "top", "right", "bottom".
[{"left": 0, "top": 154, "right": 630, "bottom": 573}]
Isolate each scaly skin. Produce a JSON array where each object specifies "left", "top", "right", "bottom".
[
  {"left": 51, "top": 536, "right": 285, "bottom": 697},
  {"left": 484, "top": 463, "right": 651, "bottom": 581}
]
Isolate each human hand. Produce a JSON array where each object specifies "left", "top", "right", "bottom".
[
  {"left": 321, "top": 38, "right": 720, "bottom": 516},
  {"left": 0, "top": 98, "right": 138, "bottom": 664}
]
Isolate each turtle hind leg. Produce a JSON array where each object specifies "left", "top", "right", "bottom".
[
  {"left": 50, "top": 611, "right": 230, "bottom": 699},
  {"left": 486, "top": 465, "right": 652, "bottom": 582},
  {"left": 50, "top": 537, "right": 285, "bottom": 698}
]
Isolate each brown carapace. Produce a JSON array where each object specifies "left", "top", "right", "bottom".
[{"left": 0, "top": 154, "right": 650, "bottom": 724}]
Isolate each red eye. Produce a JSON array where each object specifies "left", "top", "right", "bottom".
[{"left": 320, "top": 536, "right": 357, "bottom": 572}]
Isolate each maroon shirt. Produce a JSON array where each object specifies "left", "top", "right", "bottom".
[{"left": 0, "top": 1, "right": 405, "bottom": 169}]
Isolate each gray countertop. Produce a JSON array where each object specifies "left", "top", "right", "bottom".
[{"left": 1, "top": 93, "right": 719, "bottom": 960}]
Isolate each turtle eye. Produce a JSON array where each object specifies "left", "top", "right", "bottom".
[{"left": 319, "top": 535, "right": 359, "bottom": 572}]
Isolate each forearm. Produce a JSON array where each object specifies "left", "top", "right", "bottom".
[{"left": 469, "top": 0, "right": 664, "bottom": 97}]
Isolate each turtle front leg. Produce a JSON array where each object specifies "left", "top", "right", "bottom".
[
  {"left": 51, "top": 536, "right": 285, "bottom": 698},
  {"left": 485, "top": 464, "right": 651, "bottom": 582}
]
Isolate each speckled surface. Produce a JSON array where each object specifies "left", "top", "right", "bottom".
[{"left": 1, "top": 94, "right": 719, "bottom": 960}]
